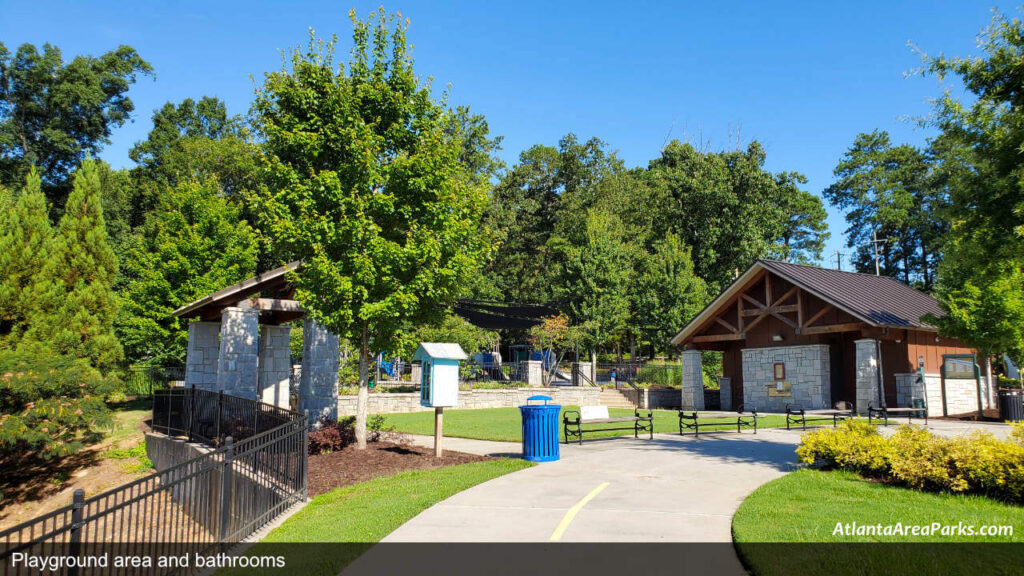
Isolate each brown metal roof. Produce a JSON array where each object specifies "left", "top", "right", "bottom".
[
  {"left": 671, "top": 259, "right": 945, "bottom": 346},
  {"left": 757, "top": 260, "right": 943, "bottom": 329}
]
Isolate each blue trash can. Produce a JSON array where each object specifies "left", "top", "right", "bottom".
[{"left": 520, "top": 395, "right": 561, "bottom": 462}]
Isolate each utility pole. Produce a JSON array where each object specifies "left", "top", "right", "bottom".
[
  {"left": 870, "top": 230, "right": 891, "bottom": 276},
  {"left": 834, "top": 250, "right": 846, "bottom": 271}
]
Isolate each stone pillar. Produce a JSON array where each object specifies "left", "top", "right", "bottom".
[
  {"left": 524, "top": 360, "right": 544, "bottom": 387},
  {"left": 259, "top": 325, "right": 292, "bottom": 409},
  {"left": 300, "top": 317, "right": 340, "bottom": 426},
  {"left": 217, "top": 307, "right": 260, "bottom": 399},
  {"left": 855, "top": 338, "right": 882, "bottom": 415},
  {"left": 718, "top": 377, "right": 732, "bottom": 412},
  {"left": 572, "top": 362, "right": 593, "bottom": 387},
  {"left": 680, "top": 350, "right": 705, "bottom": 411},
  {"left": 185, "top": 322, "right": 220, "bottom": 392}
]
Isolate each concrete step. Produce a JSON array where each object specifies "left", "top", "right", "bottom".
[{"left": 599, "top": 388, "right": 637, "bottom": 408}]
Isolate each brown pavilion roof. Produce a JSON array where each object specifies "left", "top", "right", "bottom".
[{"left": 671, "top": 260, "right": 945, "bottom": 346}]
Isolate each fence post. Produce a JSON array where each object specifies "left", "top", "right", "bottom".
[
  {"left": 216, "top": 391, "right": 223, "bottom": 444},
  {"left": 219, "top": 436, "right": 234, "bottom": 541},
  {"left": 188, "top": 384, "right": 195, "bottom": 443},
  {"left": 68, "top": 489, "right": 84, "bottom": 576},
  {"left": 302, "top": 410, "right": 309, "bottom": 501}
]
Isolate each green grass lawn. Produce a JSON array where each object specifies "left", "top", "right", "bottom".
[
  {"left": 228, "top": 459, "right": 533, "bottom": 575},
  {"left": 382, "top": 406, "right": 794, "bottom": 442},
  {"left": 733, "top": 469, "right": 1023, "bottom": 576}
]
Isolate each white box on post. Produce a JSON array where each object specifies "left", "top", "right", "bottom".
[{"left": 413, "top": 343, "right": 467, "bottom": 457}]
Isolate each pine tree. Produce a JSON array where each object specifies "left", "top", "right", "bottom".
[
  {"left": 0, "top": 168, "right": 54, "bottom": 346},
  {"left": 27, "top": 160, "right": 122, "bottom": 370}
]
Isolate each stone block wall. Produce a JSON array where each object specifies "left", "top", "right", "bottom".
[
  {"left": 217, "top": 308, "right": 260, "bottom": 399},
  {"left": 855, "top": 339, "right": 882, "bottom": 415},
  {"left": 680, "top": 350, "right": 704, "bottom": 410},
  {"left": 258, "top": 325, "right": 292, "bottom": 409},
  {"left": 300, "top": 318, "right": 340, "bottom": 426},
  {"left": 337, "top": 387, "right": 602, "bottom": 416},
  {"left": 185, "top": 322, "right": 220, "bottom": 391},
  {"left": 742, "top": 345, "right": 830, "bottom": 412},
  {"left": 718, "top": 377, "right": 732, "bottom": 411}
]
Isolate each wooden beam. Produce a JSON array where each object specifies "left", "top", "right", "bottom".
[
  {"left": 714, "top": 316, "right": 739, "bottom": 333},
  {"left": 765, "top": 273, "right": 772, "bottom": 307},
  {"left": 743, "top": 312, "right": 770, "bottom": 333},
  {"left": 238, "top": 298, "right": 304, "bottom": 314},
  {"left": 772, "top": 286, "right": 798, "bottom": 307},
  {"left": 737, "top": 298, "right": 744, "bottom": 332},
  {"left": 741, "top": 304, "right": 798, "bottom": 317},
  {"left": 692, "top": 332, "right": 746, "bottom": 343},
  {"left": 742, "top": 293, "right": 766, "bottom": 309},
  {"left": 804, "top": 304, "right": 834, "bottom": 327},
  {"left": 771, "top": 312, "right": 798, "bottom": 330},
  {"left": 796, "top": 289, "right": 804, "bottom": 328},
  {"left": 800, "top": 322, "right": 865, "bottom": 335}
]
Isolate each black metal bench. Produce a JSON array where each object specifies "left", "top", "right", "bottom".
[
  {"left": 868, "top": 400, "right": 928, "bottom": 426},
  {"left": 786, "top": 402, "right": 853, "bottom": 430},
  {"left": 563, "top": 405, "right": 654, "bottom": 444},
  {"left": 678, "top": 404, "right": 758, "bottom": 437}
]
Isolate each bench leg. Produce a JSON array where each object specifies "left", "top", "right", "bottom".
[
  {"left": 753, "top": 416, "right": 758, "bottom": 434},
  {"left": 634, "top": 420, "right": 638, "bottom": 439},
  {"left": 786, "top": 415, "right": 791, "bottom": 430}
]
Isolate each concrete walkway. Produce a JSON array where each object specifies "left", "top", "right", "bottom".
[{"left": 389, "top": 428, "right": 805, "bottom": 545}]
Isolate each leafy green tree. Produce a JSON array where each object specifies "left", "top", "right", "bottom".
[
  {"left": 447, "top": 105, "right": 504, "bottom": 186},
  {"left": 920, "top": 12, "right": 1024, "bottom": 386},
  {"left": 129, "top": 96, "right": 243, "bottom": 171},
  {"left": 116, "top": 179, "right": 258, "bottom": 365},
  {"left": 0, "top": 168, "right": 54, "bottom": 345},
  {"left": 394, "top": 314, "right": 497, "bottom": 360},
  {"left": 824, "top": 130, "right": 946, "bottom": 286},
  {"left": 0, "top": 42, "right": 152, "bottom": 206},
  {"left": 642, "top": 141, "right": 826, "bottom": 291},
  {"left": 0, "top": 342, "right": 112, "bottom": 462},
  {"left": 253, "top": 11, "right": 491, "bottom": 447},
  {"left": 630, "top": 233, "right": 708, "bottom": 356},
  {"left": 548, "top": 209, "right": 634, "bottom": 362},
  {"left": 27, "top": 160, "right": 121, "bottom": 370},
  {"left": 485, "top": 135, "right": 621, "bottom": 302}
]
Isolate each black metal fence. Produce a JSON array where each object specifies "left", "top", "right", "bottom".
[
  {"left": 152, "top": 386, "right": 300, "bottom": 447},
  {"left": 464, "top": 362, "right": 524, "bottom": 383},
  {"left": 121, "top": 366, "right": 186, "bottom": 399},
  {"left": 0, "top": 392, "right": 307, "bottom": 575}
]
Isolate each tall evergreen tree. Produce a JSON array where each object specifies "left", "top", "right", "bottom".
[
  {"left": 28, "top": 159, "right": 121, "bottom": 370},
  {"left": 630, "top": 233, "right": 708, "bottom": 356},
  {"left": 0, "top": 168, "right": 54, "bottom": 345}
]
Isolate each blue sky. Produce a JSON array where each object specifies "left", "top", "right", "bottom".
[{"left": 1, "top": 1, "right": 1016, "bottom": 265}]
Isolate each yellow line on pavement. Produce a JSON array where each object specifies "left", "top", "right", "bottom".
[{"left": 549, "top": 482, "right": 610, "bottom": 541}]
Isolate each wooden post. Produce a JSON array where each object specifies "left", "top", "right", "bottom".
[{"left": 434, "top": 407, "right": 444, "bottom": 458}]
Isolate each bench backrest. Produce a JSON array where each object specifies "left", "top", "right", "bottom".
[{"left": 580, "top": 405, "right": 610, "bottom": 421}]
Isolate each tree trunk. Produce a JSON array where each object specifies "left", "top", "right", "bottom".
[
  {"left": 355, "top": 323, "right": 369, "bottom": 449},
  {"left": 591, "top": 350, "right": 597, "bottom": 385}
]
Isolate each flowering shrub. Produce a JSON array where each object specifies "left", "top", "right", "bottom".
[
  {"left": 797, "top": 420, "right": 1024, "bottom": 504},
  {"left": 307, "top": 417, "right": 356, "bottom": 455}
]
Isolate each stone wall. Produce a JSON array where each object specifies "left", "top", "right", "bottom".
[
  {"left": 338, "top": 387, "right": 602, "bottom": 416},
  {"left": 855, "top": 339, "right": 882, "bottom": 415},
  {"left": 258, "top": 325, "right": 292, "bottom": 408},
  {"left": 680, "top": 350, "right": 704, "bottom": 410},
  {"left": 300, "top": 318, "right": 340, "bottom": 426},
  {"left": 742, "top": 345, "right": 830, "bottom": 412},
  {"left": 217, "top": 308, "right": 260, "bottom": 400},
  {"left": 185, "top": 322, "right": 220, "bottom": 391},
  {"left": 892, "top": 372, "right": 993, "bottom": 417},
  {"left": 718, "top": 377, "right": 732, "bottom": 411}
]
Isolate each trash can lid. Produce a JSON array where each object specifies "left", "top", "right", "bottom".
[{"left": 526, "top": 395, "right": 553, "bottom": 405}]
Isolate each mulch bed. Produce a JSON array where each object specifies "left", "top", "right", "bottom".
[{"left": 307, "top": 441, "right": 493, "bottom": 497}]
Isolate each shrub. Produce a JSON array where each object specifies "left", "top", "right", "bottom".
[
  {"left": 797, "top": 421, "right": 1024, "bottom": 504},
  {"left": 796, "top": 420, "right": 890, "bottom": 476},
  {"left": 308, "top": 417, "right": 355, "bottom": 455},
  {"left": 0, "top": 344, "right": 113, "bottom": 461},
  {"left": 997, "top": 374, "right": 1021, "bottom": 389}
]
